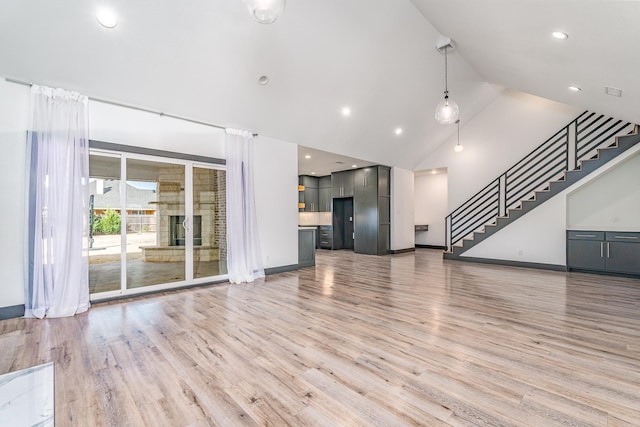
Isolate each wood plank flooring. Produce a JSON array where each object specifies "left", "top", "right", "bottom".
[{"left": 1, "top": 248, "right": 640, "bottom": 426}]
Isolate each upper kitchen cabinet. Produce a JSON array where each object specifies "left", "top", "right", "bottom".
[
  {"left": 318, "top": 175, "right": 332, "bottom": 212},
  {"left": 354, "top": 167, "right": 376, "bottom": 188},
  {"left": 332, "top": 170, "right": 354, "bottom": 198},
  {"left": 299, "top": 175, "right": 320, "bottom": 212}
]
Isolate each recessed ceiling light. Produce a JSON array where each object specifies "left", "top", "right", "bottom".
[
  {"left": 395, "top": 128, "right": 403, "bottom": 136},
  {"left": 258, "top": 75, "right": 269, "bottom": 85},
  {"left": 568, "top": 85, "right": 582, "bottom": 92},
  {"left": 311, "top": 172, "right": 316, "bottom": 175},
  {"left": 552, "top": 31, "right": 568, "bottom": 39},
  {"left": 304, "top": 154, "right": 311, "bottom": 159},
  {"left": 96, "top": 7, "right": 118, "bottom": 28},
  {"left": 341, "top": 107, "right": 351, "bottom": 117},
  {"left": 431, "top": 169, "right": 437, "bottom": 175},
  {"left": 351, "top": 164, "right": 357, "bottom": 168}
]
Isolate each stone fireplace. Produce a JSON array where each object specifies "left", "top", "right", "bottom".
[{"left": 140, "top": 166, "right": 225, "bottom": 263}]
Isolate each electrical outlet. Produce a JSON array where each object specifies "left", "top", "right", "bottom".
[
  {"left": 517, "top": 249, "right": 523, "bottom": 256},
  {"left": 613, "top": 216, "right": 620, "bottom": 223}
]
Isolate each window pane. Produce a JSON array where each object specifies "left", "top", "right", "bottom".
[
  {"left": 193, "top": 167, "right": 227, "bottom": 279},
  {"left": 89, "top": 154, "right": 122, "bottom": 294},
  {"left": 126, "top": 158, "right": 185, "bottom": 288}
]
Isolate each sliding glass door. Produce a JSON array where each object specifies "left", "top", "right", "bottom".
[{"left": 89, "top": 150, "right": 226, "bottom": 298}]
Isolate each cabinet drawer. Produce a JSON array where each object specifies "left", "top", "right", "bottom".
[
  {"left": 567, "top": 231, "right": 605, "bottom": 241},
  {"left": 605, "top": 232, "right": 640, "bottom": 242}
]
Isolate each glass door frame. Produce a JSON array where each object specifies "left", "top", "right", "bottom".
[{"left": 89, "top": 148, "right": 227, "bottom": 301}]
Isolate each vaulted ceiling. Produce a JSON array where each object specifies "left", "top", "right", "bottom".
[{"left": 1, "top": 1, "right": 637, "bottom": 172}]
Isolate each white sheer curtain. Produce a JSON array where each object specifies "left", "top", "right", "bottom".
[
  {"left": 225, "top": 128, "right": 265, "bottom": 284},
  {"left": 25, "top": 85, "right": 90, "bottom": 318}
]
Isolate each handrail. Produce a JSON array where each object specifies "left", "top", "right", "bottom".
[{"left": 445, "top": 111, "right": 635, "bottom": 251}]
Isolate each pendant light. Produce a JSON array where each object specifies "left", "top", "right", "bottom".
[
  {"left": 454, "top": 119, "right": 464, "bottom": 152},
  {"left": 435, "top": 38, "right": 459, "bottom": 125},
  {"left": 244, "top": 0, "right": 286, "bottom": 24}
]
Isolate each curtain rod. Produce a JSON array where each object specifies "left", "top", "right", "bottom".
[{"left": 4, "top": 77, "right": 258, "bottom": 137}]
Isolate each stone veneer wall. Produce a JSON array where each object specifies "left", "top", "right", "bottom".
[
  {"left": 214, "top": 170, "right": 227, "bottom": 261},
  {"left": 154, "top": 166, "right": 225, "bottom": 262}
]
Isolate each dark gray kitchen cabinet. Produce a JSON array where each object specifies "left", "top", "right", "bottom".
[
  {"left": 332, "top": 170, "right": 354, "bottom": 198},
  {"left": 605, "top": 232, "right": 640, "bottom": 275},
  {"left": 300, "top": 175, "right": 318, "bottom": 189},
  {"left": 299, "top": 175, "right": 319, "bottom": 212},
  {"left": 567, "top": 231, "right": 640, "bottom": 275},
  {"left": 567, "top": 232, "right": 606, "bottom": 271},
  {"left": 354, "top": 184, "right": 378, "bottom": 254},
  {"left": 319, "top": 175, "right": 331, "bottom": 189},
  {"left": 353, "top": 166, "right": 390, "bottom": 256},
  {"left": 354, "top": 167, "right": 376, "bottom": 188},
  {"left": 304, "top": 188, "right": 319, "bottom": 212},
  {"left": 318, "top": 175, "right": 331, "bottom": 211},
  {"left": 318, "top": 225, "right": 333, "bottom": 249},
  {"left": 298, "top": 228, "right": 316, "bottom": 268},
  {"left": 319, "top": 187, "right": 331, "bottom": 212}
]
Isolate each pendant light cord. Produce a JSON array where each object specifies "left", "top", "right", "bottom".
[{"left": 444, "top": 46, "right": 449, "bottom": 97}]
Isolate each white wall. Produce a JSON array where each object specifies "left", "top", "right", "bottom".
[
  {"left": 567, "top": 152, "right": 640, "bottom": 231},
  {"left": 414, "top": 172, "right": 448, "bottom": 247},
  {"left": 415, "top": 89, "right": 583, "bottom": 211},
  {"left": 253, "top": 136, "right": 298, "bottom": 269},
  {"left": 391, "top": 167, "right": 415, "bottom": 251},
  {"left": 0, "top": 80, "right": 29, "bottom": 308},
  {"left": 0, "top": 79, "right": 298, "bottom": 309},
  {"left": 462, "top": 143, "right": 640, "bottom": 266}
]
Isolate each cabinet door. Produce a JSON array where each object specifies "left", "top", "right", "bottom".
[
  {"left": 301, "top": 175, "right": 318, "bottom": 189},
  {"left": 567, "top": 240, "right": 605, "bottom": 271},
  {"left": 331, "top": 170, "right": 354, "bottom": 197},
  {"left": 331, "top": 172, "right": 343, "bottom": 198},
  {"left": 378, "top": 166, "right": 390, "bottom": 196},
  {"left": 606, "top": 241, "right": 640, "bottom": 275},
  {"left": 354, "top": 186, "right": 378, "bottom": 255},
  {"left": 319, "top": 187, "right": 331, "bottom": 212},
  {"left": 319, "top": 175, "right": 332, "bottom": 189},
  {"left": 342, "top": 170, "right": 355, "bottom": 196},
  {"left": 298, "top": 230, "right": 316, "bottom": 267},
  {"left": 355, "top": 167, "right": 377, "bottom": 188},
  {"left": 304, "top": 188, "right": 319, "bottom": 212}
]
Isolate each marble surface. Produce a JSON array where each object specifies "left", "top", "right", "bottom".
[{"left": 0, "top": 362, "right": 54, "bottom": 427}]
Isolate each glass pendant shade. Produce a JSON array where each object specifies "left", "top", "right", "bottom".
[
  {"left": 454, "top": 143, "right": 464, "bottom": 152},
  {"left": 435, "top": 97, "right": 459, "bottom": 125},
  {"left": 244, "top": 0, "right": 286, "bottom": 24}
]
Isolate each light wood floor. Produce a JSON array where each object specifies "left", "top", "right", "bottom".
[{"left": 1, "top": 249, "right": 640, "bottom": 426}]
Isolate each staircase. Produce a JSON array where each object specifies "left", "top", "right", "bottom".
[{"left": 444, "top": 111, "right": 640, "bottom": 259}]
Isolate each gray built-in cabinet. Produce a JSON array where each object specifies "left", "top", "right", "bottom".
[
  {"left": 299, "top": 175, "right": 332, "bottom": 212},
  {"left": 331, "top": 166, "right": 390, "bottom": 256},
  {"left": 299, "top": 175, "right": 319, "bottom": 212},
  {"left": 332, "top": 170, "right": 354, "bottom": 198},
  {"left": 319, "top": 176, "right": 332, "bottom": 212},
  {"left": 567, "top": 231, "right": 640, "bottom": 275},
  {"left": 353, "top": 166, "right": 390, "bottom": 255}
]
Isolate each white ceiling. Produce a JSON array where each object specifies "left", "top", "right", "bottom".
[{"left": 1, "top": 1, "right": 637, "bottom": 174}]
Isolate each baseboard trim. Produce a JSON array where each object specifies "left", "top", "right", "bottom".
[
  {"left": 447, "top": 255, "right": 566, "bottom": 272},
  {"left": 0, "top": 304, "right": 25, "bottom": 320},
  {"left": 265, "top": 264, "right": 304, "bottom": 275},
  {"left": 416, "top": 244, "right": 446, "bottom": 250},
  {"left": 389, "top": 248, "right": 415, "bottom": 254}
]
